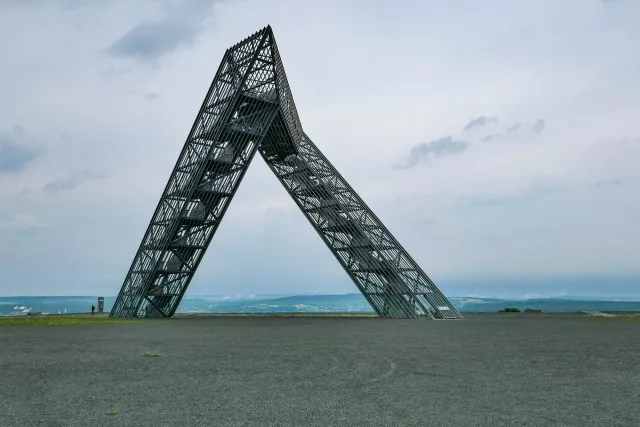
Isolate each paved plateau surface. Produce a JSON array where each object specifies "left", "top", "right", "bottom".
[{"left": 1, "top": 314, "right": 639, "bottom": 427}]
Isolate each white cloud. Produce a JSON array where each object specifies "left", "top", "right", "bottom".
[
  {"left": 0, "top": 213, "right": 47, "bottom": 230},
  {"left": 105, "top": 0, "right": 223, "bottom": 64},
  {"left": 0, "top": 126, "right": 44, "bottom": 174},
  {"left": 0, "top": 0, "right": 639, "bottom": 297},
  {"left": 43, "top": 170, "right": 106, "bottom": 194}
]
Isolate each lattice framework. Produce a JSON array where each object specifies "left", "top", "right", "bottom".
[{"left": 110, "top": 26, "right": 462, "bottom": 320}]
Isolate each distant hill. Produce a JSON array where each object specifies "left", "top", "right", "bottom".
[
  {"left": 1, "top": 294, "right": 639, "bottom": 315},
  {"left": 449, "top": 297, "right": 640, "bottom": 313}
]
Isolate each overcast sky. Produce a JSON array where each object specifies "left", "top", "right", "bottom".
[{"left": 0, "top": 0, "right": 638, "bottom": 298}]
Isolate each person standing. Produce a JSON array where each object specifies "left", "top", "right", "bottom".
[{"left": 91, "top": 305, "right": 95, "bottom": 315}]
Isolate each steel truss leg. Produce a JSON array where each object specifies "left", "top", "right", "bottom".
[
  {"left": 110, "top": 26, "right": 461, "bottom": 320},
  {"left": 259, "top": 134, "right": 462, "bottom": 319}
]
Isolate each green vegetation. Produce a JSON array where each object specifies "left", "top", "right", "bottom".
[
  {"left": 586, "top": 312, "right": 640, "bottom": 322},
  {"left": 1, "top": 312, "right": 377, "bottom": 327},
  {"left": 0, "top": 314, "right": 149, "bottom": 327},
  {"left": 499, "top": 307, "right": 521, "bottom": 313},
  {"left": 618, "top": 313, "right": 640, "bottom": 322}
]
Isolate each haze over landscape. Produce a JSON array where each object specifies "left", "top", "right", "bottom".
[{"left": 1, "top": 0, "right": 639, "bottom": 300}]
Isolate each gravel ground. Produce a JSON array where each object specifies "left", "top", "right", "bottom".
[{"left": 1, "top": 314, "right": 639, "bottom": 427}]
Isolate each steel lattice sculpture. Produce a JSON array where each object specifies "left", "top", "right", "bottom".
[{"left": 110, "top": 26, "right": 462, "bottom": 320}]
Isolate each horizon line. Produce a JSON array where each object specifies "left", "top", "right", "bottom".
[{"left": 2, "top": 293, "right": 640, "bottom": 301}]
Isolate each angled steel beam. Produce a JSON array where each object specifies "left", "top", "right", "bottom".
[
  {"left": 111, "top": 28, "right": 280, "bottom": 318},
  {"left": 110, "top": 26, "right": 461, "bottom": 319}
]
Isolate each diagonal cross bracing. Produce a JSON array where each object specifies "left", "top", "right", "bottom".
[{"left": 110, "top": 26, "right": 462, "bottom": 320}]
